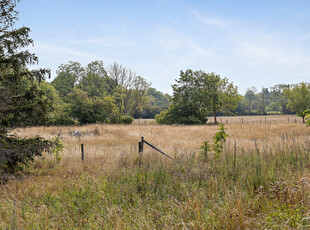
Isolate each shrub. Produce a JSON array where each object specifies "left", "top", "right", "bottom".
[
  {"left": 120, "top": 115, "right": 134, "bottom": 124},
  {"left": 0, "top": 134, "right": 63, "bottom": 173},
  {"left": 200, "top": 124, "right": 228, "bottom": 159}
]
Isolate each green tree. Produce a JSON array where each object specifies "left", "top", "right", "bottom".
[
  {"left": 107, "top": 63, "right": 150, "bottom": 116},
  {"left": 79, "top": 61, "right": 110, "bottom": 98},
  {"left": 244, "top": 87, "right": 257, "bottom": 115},
  {"left": 51, "top": 61, "right": 84, "bottom": 100},
  {"left": 284, "top": 82, "right": 310, "bottom": 123},
  {"left": 68, "top": 88, "right": 93, "bottom": 124},
  {"left": 269, "top": 84, "right": 290, "bottom": 114},
  {"left": 37, "top": 82, "right": 74, "bottom": 125},
  {"left": 257, "top": 87, "right": 270, "bottom": 115},
  {"left": 156, "top": 70, "right": 240, "bottom": 124},
  {"left": 214, "top": 77, "right": 241, "bottom": 122},
  {"left": 0, "top": 0, "right": 59, "bottom": 173}
]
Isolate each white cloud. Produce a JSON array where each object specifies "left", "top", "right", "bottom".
[
  {"left": 189, "top": 9, "right": 226, "bottom": 28},
  {"left": 68, "top": 37, "right": 135, "bottom": 48}
]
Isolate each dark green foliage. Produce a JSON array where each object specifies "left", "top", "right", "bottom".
[
  {"left": 0, "top": 0, "right": 61, "bottom": 174},
  {"left": 156, "top": 104, "right": 207, "bottom": 125},
  {"left": 284, "top": 82, "right": 310, "bottom": 123},
  {"left": 0, "top": 134, "right": 62, "bottom": 173},
  {"left": 156, "top": 70, "right": 240, "bottom": 124},
  {"left": 68, "top": 88, "right": 121, "bottom": 125},
  {"left": 0, "top": 0, "right": 51, "bottom": 129},
  {"left": 134, "top": 87, "right": 170, "bottom": 118},
  {"left": 120, "top": 115, "right": 134, "bottom": 124}
]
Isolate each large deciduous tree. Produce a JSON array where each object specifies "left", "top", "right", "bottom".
[
  {"left": 284, "top": 82, "right": 310, "bottom": 123},
  {"left": 107, "top": 62, "right": 150, "bottom": 116},
  {"left": 156, "top": 70, "right": 240, "bottom": 124}
]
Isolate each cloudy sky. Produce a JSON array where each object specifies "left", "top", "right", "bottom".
[{"left": 16, "top": 0, "right": 310, "bottom": 94}]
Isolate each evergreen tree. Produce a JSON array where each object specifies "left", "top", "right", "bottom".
[{"left": 0, "top": 0, "right": 56, "bottom": 173}]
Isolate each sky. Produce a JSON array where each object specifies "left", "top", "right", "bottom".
[{"left": 15, "top": 0, "right": 310, "bottom": 94}]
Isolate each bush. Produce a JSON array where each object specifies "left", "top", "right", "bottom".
[
  {"left": 155, "top": 107, "right": 207, "bottom": 125},
  {"left": 120, "top": 115, "right": 134, "bottom": 124},
  {"left": 0, "top": 134, "right": 63, "bottom": 173}
]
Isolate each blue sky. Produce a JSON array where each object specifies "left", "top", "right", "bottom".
[{"left": 16, "top": 0, "right": 310, "bottom": 94}]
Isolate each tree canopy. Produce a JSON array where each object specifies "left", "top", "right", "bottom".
[
  {"left": 284, "top": 82, "right": 310, "bottom": 123},
  {"left": 155, "top": 70, "right": 240, "bottom": 124}
]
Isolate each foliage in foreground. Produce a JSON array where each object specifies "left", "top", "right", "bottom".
[
  {"left": 0, "top": 134, "right": 63, "bottom": 174},
  {"left": 1, "top": 140, "right": 310, "bottom": 229}
]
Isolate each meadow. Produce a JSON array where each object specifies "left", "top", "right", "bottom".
[{"left": 1, "top": 115, "right": 310, "bottom": 229}]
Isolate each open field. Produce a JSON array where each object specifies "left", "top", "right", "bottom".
[
  {"left": 134, "top": 115, "right": 305, "bottom": 125},
  {"left": 1, "top": 118, "right": 310, "bottom": 229}
]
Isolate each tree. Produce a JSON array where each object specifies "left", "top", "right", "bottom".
[
  {"left": 257, "top": 87, "right": 270, "bottom": 115},
  {"left": 68, "top": 88, "right": 93, "bottom": 124},
  {"left": 214, "top": 77, "right": 241, "bottom": 123},
  {"left": 79, "top": 61, "right": 110, "bottom": 98},
  {"left": 269, "top": 84, "right": 290, "bottom": 114},
  {"left": 244, "top": 87, "right": 257, "bottom": 115},
  {"left": 156, "top": 70, "right": 240, "bottom": 124},
  {"left": 134, "top": 88, "right": 170, "bottom": 118},
  {"left": 51, "top": 61, "right": 84, "bottom": 100},
  {"left": 284, "top": 82, "right": 310, "bottom": 123},
  {"left": 37, "top": 82, "right": 74, "bottom": 125},
  {"left": 107, "top": 63, "right": 150, "bottom": 116},
  {"left": 0, "top": 0, "right": 58, "bottom": 173}
]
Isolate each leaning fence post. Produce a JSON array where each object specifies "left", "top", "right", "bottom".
[{"left": 81, "top": 143, "right": 84, "bottom": 162}]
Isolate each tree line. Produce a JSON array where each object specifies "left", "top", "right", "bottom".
[
  {"left": 38, "top": 61, "right": 169, "bottom": 125},
  {"left": 10, "top": 61, "right": 308, "bottom": 126}
]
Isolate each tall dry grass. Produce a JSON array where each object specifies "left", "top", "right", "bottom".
[{"left": 0, "top": 119, "right": 310, "bottom": 229}]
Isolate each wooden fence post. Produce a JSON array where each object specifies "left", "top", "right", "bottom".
[
  {"left": 139, "top": 137, "right": 144, "bottom": 167},
  {"left": 81, "top": 143, "right": 84, "bottom": 162}
]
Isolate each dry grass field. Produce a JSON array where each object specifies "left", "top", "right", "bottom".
[{"left": 1, "top": 115, "right": 310, "bottom": 229}]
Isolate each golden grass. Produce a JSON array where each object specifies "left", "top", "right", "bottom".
[
  {"left": 13, "top": 115, "right": 310, "bottom": 159},
  {"left": 1, "top": 116, "right": 310, "bottom": 228},
  {"left": 3, "top": 119, "right": 308, "bottom": 199}
]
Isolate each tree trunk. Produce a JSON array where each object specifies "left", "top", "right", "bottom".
[
  {"left": 214, "top": 111, "right": 217, "bottom": 124},
  {"left": 303, "top": 116, "right": 305, "bottom": 123}
]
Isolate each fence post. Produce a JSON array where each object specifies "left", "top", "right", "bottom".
[
  {"left": 139, "top": 137, "right": 144, "bottom": 167},
  {"left": 288, "top": 117, "right": 289, "bottom": 123},
  {"left": 241, "top": 118, "right": 243, "bottom": 124},
  {"left": 81, "top": 143, "right": 84, "bottom": 162}
]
